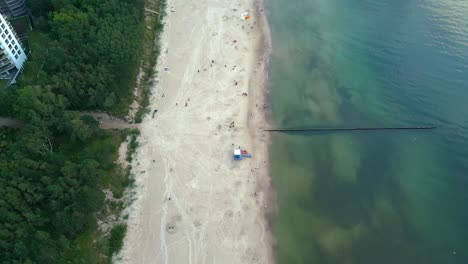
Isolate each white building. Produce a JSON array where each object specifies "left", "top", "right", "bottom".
[
  {"left": 0, "top": 12, "right": 26, "bottom": 80},
  {"left": 0, "top": 0, "right": 28, "bottom": 18}
]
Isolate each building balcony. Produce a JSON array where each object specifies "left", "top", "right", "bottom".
[
  {"left": 0, "top": 62, "right": 14, "bottom": 73},
  {"left": 0, "top": 60, "right": 10, "bottom": 67},
  {"left": 0, "top": 0, "right": 27, "bottom": 17},
  {"left": 0, "top": 54, "right": 10, "bottom": 62}
]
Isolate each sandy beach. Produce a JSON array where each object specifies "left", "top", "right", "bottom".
[{"left": 117, "top": 0, "right": 274, "bottom": 263}]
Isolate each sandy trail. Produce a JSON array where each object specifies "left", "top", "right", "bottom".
[
  {"left": 0, "top": 113, "right": 137, "bottom": 130},
  {"left": 0, "top": 117, "right": 22, "bottom": 128},
  {"left": 118, "top": 0, "right": 273, "bottom": 263}
]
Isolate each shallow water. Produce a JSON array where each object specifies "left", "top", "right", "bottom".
[{"left": 266, "top": 0, "right": 468, "bottom": 263}]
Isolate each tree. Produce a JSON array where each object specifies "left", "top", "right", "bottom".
[
  {"left": 14, "top": 86, "right": 68, "bottom": 127},
  {"left": 1, "top": 0, "right": 146, "bottom": 261}
]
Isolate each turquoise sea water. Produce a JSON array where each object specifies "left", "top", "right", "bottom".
[{"left": 266, "top": 0, "right": 468, "bottom": 263}]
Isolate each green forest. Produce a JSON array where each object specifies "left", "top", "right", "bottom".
[
  {"left": 0, "top": 0, "right": 154, "bottom": 262},
  {"left": 22, "top": 0, "right": 145, "bottom": 112}
]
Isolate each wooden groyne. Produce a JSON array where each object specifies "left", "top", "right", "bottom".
[{"left": 264, "top": 126, "right": 436, "bottom": 132}]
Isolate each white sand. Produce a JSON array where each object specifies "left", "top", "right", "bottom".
[{"left": 117, "top": 0, "right": 274, "bottom": 263}]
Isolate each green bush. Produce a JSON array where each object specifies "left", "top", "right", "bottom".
[{"left": 108, "top": 224, "right": 127, "bottom": 255}]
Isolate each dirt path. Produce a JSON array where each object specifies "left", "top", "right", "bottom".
[
  {"left": 0, "top": 113, "right": 138, "bottom": 130},
  {"left": 80, "top": 112, "right": 139, "bottom": 130},
  {"left": 0, "top": 117, "right": 23, "bottom": 128}
]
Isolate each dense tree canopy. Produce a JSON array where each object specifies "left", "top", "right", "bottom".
[
  {"left": 0, "top": 86, "right": 122, "bottom": 262},
  {"left": 1, "top": 0, "right": 146, "bottom": 262},
  {"left": 22, "top": 0, "right": 145, "bottom": 111}
]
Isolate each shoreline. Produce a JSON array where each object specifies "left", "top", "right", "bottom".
[
  {"left": 117, "top": 0, "right": 276, "bottom": 263},
  {"left": 248, "top": 0, "right": 278, "bottom": 260}
]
